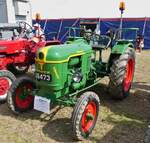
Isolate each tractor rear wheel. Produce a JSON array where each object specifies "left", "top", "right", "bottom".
[
  {"left": 8, "top": 64, "right": 29, "bottom": 75},
  {"left": 7, "top": 76, "right": 35, "bottom": 114},
  {"left": 0, "top": 70, "right": 16, "bottom": 101},
  {"left": 108, "top": 47, "right": 135, "bottom": 100},
  {"left": 72, "top": 91, "right": 100, "bottom": 140}
]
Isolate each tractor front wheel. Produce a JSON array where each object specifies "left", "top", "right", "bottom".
[
  {"left": 8, "top": 64, "right": 29, "bottom": 75},
  {"left": 72, "top": 91, "right": 100, "bottom": 140},
  {"left": 7, "top": 76, "right": 35, "bottom": 114},
  {"left": 108, "top": 47, "right": 135, "bottom": 100},
  {"left": 0, "top": 70, "right": 16, "bottom": 101}
]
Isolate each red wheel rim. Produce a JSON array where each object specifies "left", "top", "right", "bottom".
[
  {"left": 81, "top": 101, "right": 97, "bottom": 133},
  {"left": 124, "top": 58, "right": 134, "bottom": 92},
  {"left": 0, "top": 77, "right": 10, "bottom": 96},
  {"left": 15, "top": 83, "right": 34, "bottom": 109}
]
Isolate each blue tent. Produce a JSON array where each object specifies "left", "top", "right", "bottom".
[
  {"left": 99, "top": 18, "right": 150, "bottom": 50},
  {"left": 33, "top": 17, "right": 150, "bottom": 49},
  {"left": 33, "top": 19, "right": 80, "bottom": 43}
]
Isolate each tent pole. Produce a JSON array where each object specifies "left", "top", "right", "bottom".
[
  {"left": 98, "top": 17, "right": 101, "bottom": 33},
  {"left": 119, "top": 12, "right": 123, "bottom": 38},
  {"left": 142, "top": 17, "right": 147, "bottom": 36},
  {"left": 57, "top": 19, "right": 63, "bottom": 40},
  {"left": 43, "top": 19, "right": 48, "bottom": 33}
]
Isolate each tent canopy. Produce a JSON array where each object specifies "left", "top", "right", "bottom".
[{"left": 33, "top": 17, "right": 150, "bottom": 49}]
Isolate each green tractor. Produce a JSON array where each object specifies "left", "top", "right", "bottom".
[{"left": 7, "top": 27, "right": 136, "bottom": 140}]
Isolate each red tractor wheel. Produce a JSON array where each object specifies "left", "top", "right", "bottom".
[
  {"left": 72, "top": 91, "right": 100, "bottom": 140},
  {"left": 7, "top": 76, "right": 35, "bottom": 114},
  {"left": 0, "top": 70, "right": 16, "bottom": 101},
  {"left": 81, "top": 101, "right": 97, "bottom": 133},
  {"left": 123, "top": 58, "right": 135, "bottom": 92},
  {"left": 108, "top": 47, "right": 135, "bottom": 99},
  {"left": 15, "top": 84, "right": 34, "bottom": 109}
]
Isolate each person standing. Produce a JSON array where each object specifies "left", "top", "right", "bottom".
[
  {"left": 33, "top": 23, "right": 45, "bottom": 42},
  {"left": 136, "top": 34, "right": 144, "bottom": 53}
]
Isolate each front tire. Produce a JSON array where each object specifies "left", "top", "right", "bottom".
[
  {"left": 8, "top": 64, "right": 29, "bottom": 75},
  {"left": 0, "top": 70, "right": 16, "bottom": 101},
  {"left": 7, "top": 76, "right": 35, "bottom": 114},
  {"left": 72, "top": 91, "right": 100, "bottom": 140},
  {"left": 108, "top": 47, "right": 135, "bottom": 100}
]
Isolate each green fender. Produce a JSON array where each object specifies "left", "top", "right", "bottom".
[
  {"left": 107, "top": 41, "right": 134, "bottom": 73},
  {"left": 111, "top": 41, "right": 134, "bottom": 55}
]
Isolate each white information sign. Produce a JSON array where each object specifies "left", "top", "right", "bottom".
[{"left": 34, "top": 96, "right": 50, "bottom": 114}]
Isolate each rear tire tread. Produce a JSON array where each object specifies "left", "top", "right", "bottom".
[
  {"left": 72, "top": 91, "right": 100, "bottom": 140},
  {"left": 108, "top": 47, "right": 135, "bottom": 99}
]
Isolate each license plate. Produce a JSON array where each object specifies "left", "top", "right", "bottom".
[
  {"left": 34, "top": 96, "right": 50, "bottom": 114},
  {"left": 35, "top": 72, "right": 51, "bottom": 81}
]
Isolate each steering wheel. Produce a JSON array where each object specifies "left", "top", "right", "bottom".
[
  {"left": 83, "top": 31, "right": 111, "bottom": 48},
  {"left": 83, "top": 31, "right": 101, "bottom": 44},
  {"left": 98, "top": 35, "right": 112, "bottom": 49},
  {"left": 83, "top": 31, "right": 93, "bottom": 42},
  {"left": 17, "top": 21, "right": 33, "bottom": 39},
  {"left": 18, "top": 21, "right": 33, "bottom": 31}
]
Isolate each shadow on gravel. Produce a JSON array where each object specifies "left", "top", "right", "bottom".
[
  {"left": 0, "top": 103, "right": 42, "bottom": 121},
  {"left": 0, "top": 82, "right": 149, "bottom": 143},
  {"left": 89, "top": 119, "right": 146, "bottom": 143},
  {"left": 0, "top": 102, "right": 64, "bottom": 122},
  {"left": 132, "top": 82, "right": 150, "bottom": 92},
  {"left": 42, "top": 118, "right": 73, "bottom": 142}
]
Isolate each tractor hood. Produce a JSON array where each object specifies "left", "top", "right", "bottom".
[
  {"left": 36, "top": 39, "right": 92, "bottom": 63},
  {"left": 0, "top": 39, "right": 28, "bottom": 54}
]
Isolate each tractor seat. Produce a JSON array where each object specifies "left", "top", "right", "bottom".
[{"left": 92, "top": 44, "right": 107, "bottom": 50}]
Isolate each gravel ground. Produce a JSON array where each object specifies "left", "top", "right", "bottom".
[{"left": 0, "top": 50, "right": 150, "bottom": 143}]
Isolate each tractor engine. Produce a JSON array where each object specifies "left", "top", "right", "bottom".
[{"left": 35, "top": 39, "right": 93, "bottom": 101}]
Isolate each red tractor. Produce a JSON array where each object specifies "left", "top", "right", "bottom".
[{"left": 0, "top": 22, "right": 60, "bottom": 101}]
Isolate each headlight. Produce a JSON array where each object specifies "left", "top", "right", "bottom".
[
  {"left": 38, "top": 52, "right": 44, "bottom": 60},
  {"left": 72, "top": 72, "right": 82, "bottom": 83},
  {"left": 71, "top": 68, "right": 83, "bottom": 83}
]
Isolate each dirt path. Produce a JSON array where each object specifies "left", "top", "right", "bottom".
[{"left": 0, "top": 51, "right": 150, "bottom": 143}]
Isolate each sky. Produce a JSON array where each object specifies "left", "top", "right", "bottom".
[{"left": 30, "top": 0, "right": 149, "bottom": 19}]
